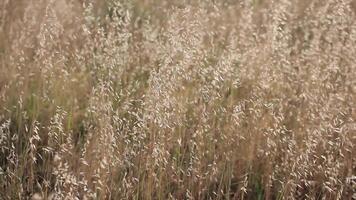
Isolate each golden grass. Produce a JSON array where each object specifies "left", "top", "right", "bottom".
[{"left": 0, "top": 0, "right": 355, "bottom": 199}]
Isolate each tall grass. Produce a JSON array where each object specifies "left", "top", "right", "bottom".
[{"left": 0, "top": 0, "right": 355, "bottom": 199}]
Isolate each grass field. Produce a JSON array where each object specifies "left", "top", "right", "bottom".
[{"left": 0, "top": 0, "right": 355, "bottom": 199}]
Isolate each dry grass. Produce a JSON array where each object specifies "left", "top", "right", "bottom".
[{"left": 0, "top": 0, "right": 355, "bottom": 199}]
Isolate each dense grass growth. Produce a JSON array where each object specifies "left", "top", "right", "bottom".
[{"left": 0, "top": 0, "right": 355, "bottom": 199}]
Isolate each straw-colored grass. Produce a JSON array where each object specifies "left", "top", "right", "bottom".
[{"left": 0, "top": 0, "right": 355, "bottom": 199}]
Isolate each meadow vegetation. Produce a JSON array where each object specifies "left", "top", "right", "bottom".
[{"left": 0, "top": 0, "right": 355, "bottom": 199}]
